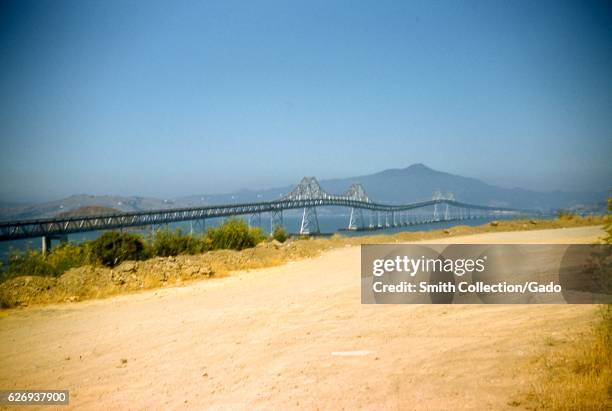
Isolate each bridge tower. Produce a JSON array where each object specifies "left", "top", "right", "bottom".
[
  {"left": 344, "top": 183, "right": 369, "bottom": 230},
  {"left": 444, "top": 192, "right": 455, "bottom": 221},
  {"left": 284, "top": 177, "right": 329, "bottom": 235},
  {"left": 300, "top": 207, "right": 319, "bottom": 235},
  {"left": 433, "top": 191, "right": 442, "bottom": 221}
]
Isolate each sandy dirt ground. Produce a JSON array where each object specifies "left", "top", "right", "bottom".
[{"left": 0, "top": 226, "right": 605, "bottom": 410}]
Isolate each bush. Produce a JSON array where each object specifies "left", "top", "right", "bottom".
[
  {"left": 3, "top": 248, "right": 54, "bottom": 280},
  {"left": 91, "top": 231, "right": 147, "bottom": 267},
  {"left": 1, "top": 242, "right": 92, "bottom": 282},
  {"left": 45, "top": 242, "right": 93, "bottom": 272},
  {"left": 205, "top": 219, "right": 264, "bottom": 250},
  {"left": 151, "top": 228, "right": 205, "bottom": 257},
  {"left": 272, "top": 225, "right": 288, "bottom": 243}
]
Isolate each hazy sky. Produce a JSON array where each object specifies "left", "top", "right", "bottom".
[{"left": 1, "top": 0, "right": 611, "bottom": 202}]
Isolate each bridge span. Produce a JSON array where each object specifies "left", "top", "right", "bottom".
[{"left": 0, "top": 177, "right": 533, "bottom": 251}]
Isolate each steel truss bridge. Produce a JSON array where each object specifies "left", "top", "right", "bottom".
[{"left": 0, "top": 177, "right": 533, "bottom": 251}]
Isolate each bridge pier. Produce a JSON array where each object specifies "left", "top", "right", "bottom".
[
  {"left": 41, "top": 234, "right": 68, "bottom": 254},
  {"left": 270, "top": 210, "right": 283, "bottom": 235},
  {"left": 300, "top": 207, "right": 319, "bottom": 235},
  {"left": 348, "top": 207, "right": 364, "bottom": 230},
  {"left": 42, "top": 236, "right": 51, "bottom": 255},
  {"left": 249, "top": 212, "right": 262, "bottom": 229}
]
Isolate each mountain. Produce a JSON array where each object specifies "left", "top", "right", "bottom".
[
  {"left": 0, "top": 164, "right": 607, "bottom": 220},
  {"left": 178, "top": 164, "right": 607, "bottom": 212},
  {"left": 318, "top": 164, "right": 607, "bottom": 211}
]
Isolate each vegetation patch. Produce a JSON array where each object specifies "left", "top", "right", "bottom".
[
  {"left": 519, "top": 201, "right": 611, "bottom": 410},
  {"left": 523, "top": 305, "right": 611, "bottom": 410},
  {"left": 91, "top": 231, "right": 148, "bottom": 267},
  {"left": 272, "top": 225, "right": 288, "bottom": 243}
]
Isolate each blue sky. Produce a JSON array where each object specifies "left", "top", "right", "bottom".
[{"left": 1, "top": 0, "right": 611, "bottom": 202}]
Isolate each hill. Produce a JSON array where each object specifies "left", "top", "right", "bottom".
[
  {"left": 55, "top": 205, "right": 122, "bottom": 218},
  {"left": 0, "top": 195, "right": 173, "bottom": 221}
]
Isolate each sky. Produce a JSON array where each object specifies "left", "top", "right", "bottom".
[{"left": 0, "top": 0, "right": 611, "bottom": 203}]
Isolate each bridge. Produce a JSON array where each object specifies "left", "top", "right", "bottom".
[{"left": 0, "top": 177, "right": 532, "bottom": 252}]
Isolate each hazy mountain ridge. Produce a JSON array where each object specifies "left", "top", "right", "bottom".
[
  {"left": 178, "top": 164, "right": 607, "bottom": 211},
  {"left": 0, "top": 195, "right": 175, "bottom": 221},
  {"left": 1, "top": 164, "right": 607, "bottom": 220}
]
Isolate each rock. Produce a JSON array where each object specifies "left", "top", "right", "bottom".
[
  {"left": 111, "top": 270, "right": 127, "bottom": 285},
  {"left": 489, "top": 221, "right": 499, "bottom": 227},
  {"left": 117, "top": 262, "right": 137, "bottom": 273}
]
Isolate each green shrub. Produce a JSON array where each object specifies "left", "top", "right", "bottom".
[
  {"left": 205, "top": 219, "right": 264, "bottom": 250},
  {"left": 272, "top": 225, "right": 288, "bottom": 243},
  {"left": 151, "top": 228, "right": 206, "bottom": 256},
  {"left": 1, "top": 242, "right": 92, "bottom": 281},
  {"left": 3, "top": 248, "right": 54, "bottom": 280},
  {"left": 91, "top": 231, "right": 147, "bottom": 267},
  {"left": 45, "top": 242, "right": 93, "bottom": 272}
]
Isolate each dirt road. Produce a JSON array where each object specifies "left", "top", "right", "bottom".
[{"left": 0, "top": 226, "right": 604, "bottom": 410}]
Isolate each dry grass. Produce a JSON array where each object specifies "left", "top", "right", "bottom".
[
  {"left": 515, "top": 210, "right": 611, "bottom": 410},
  {"left": 524, "top": 305, "right": 611, "bottom": 410}
]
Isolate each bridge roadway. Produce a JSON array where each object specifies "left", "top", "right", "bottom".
[{"left": 0, "top": 197, "right": 525, "bottom": 243}]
